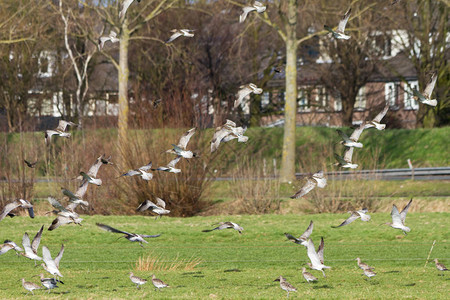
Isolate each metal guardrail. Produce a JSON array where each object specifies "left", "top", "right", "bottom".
[
  {"left": 1, "top": 167, "right": 450, "bottom": 183},
  {"left": 295, "top": 167, "right": 450, "bottom": 181}
]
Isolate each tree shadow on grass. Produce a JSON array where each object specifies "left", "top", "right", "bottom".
[
  {"left": 182, "top": 271, "right": 203, "bottom": 276},
  {"left": 384, "top": 270, "right": 400, "bottom": 274}
]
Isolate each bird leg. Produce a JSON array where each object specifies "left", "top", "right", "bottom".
[{"left": 322, "top": 270, "right": 326, "bottom": 278}]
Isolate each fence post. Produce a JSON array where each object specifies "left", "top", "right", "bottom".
[{"left": 407, "top": 159, "right": 414, "bottom": 181}]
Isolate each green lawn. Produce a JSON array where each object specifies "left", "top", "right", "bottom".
[{"left": 0, "top": 213, "right": 448, "bottom": 298}]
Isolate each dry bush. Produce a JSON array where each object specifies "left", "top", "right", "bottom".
[
  {"left": 231, "top": 156, "right": 280, "bottom": 214},
  {"left": 135, "top": 253, "right": 202, "bottom": 272},
  {"left": 115, "top": 128, "right": 217, "bottom": 217},
  {"left": 296, "top": 143, "right": 387, "bottom": 213},
  {"left": 0, "top": 132, "right": 37, "bottom": 208}
]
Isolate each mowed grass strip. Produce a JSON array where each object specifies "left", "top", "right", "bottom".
[{"left": 0, "top": 213, "right": 448, "bottom": 299}]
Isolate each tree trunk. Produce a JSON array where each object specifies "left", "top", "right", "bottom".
[
  {"left": 341, "top": 97, "right": 354, "bottom": 126},
  {"left": 279, "top": 0, "right": 298, "bottom": 183},
  {"left": 118, "top": 19, "right": 130, "bottom": 149}
]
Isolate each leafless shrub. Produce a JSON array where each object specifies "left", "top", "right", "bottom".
[
  {"left": 296, "top": 142, "right": 386, "bottom": 213},
  {"left": 231, "top": 156, "right": 280, "bottom": 214}
]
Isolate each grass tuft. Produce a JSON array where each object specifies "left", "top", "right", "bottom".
[{"left": 135, "top": 253, "right": 202, "bottom": 272}]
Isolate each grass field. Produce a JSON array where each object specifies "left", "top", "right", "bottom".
[{"left": 0, "top": 213, "right": 448, "bottom": 299}]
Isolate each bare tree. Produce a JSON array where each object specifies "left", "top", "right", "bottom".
[
  {"left": 90, "top": 0, "right": 178, "bottom": 148},
  {"left": 57, "top": 0, "right": 98, "bottom": 126},
  {"left": 390, "top": 0, "right": 449, "bottom": 127}
]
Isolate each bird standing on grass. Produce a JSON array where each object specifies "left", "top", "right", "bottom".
[
  {"left": 129, "top": 272, "right": 147, "bottom": 289},
  {"left": 302, "top": 267, "right": 318, "bottom": 283},
  {"left": 21, "top": 278, "right": 41, "bottom": 295},
  {"left": 152, "top": 274, "right": 169, "bottom": 291},
  {"left": 434, "top": 259, "right": 448, "bottom": 274},
  {"left": 274, "top": 276, "right": 297, "bottom": 298},
  {"left": 362, "top": 268, "right": 376, "bottom": 280},
  {"left": 356, "top": 257, "right": 374, "bottom": 271}
]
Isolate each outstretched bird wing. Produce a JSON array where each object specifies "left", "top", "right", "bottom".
[
  {"left": 399, "top": 198, "right": 412, "bottom": 224},
  {"left": 290, "top": 178, "right": 317, "bottom": 199},
  {"left": 337, "top": 8, "right": 351, "bottom": 33},
  {"left": 332, "top": 212, "right": 360, "bottom": 228},
  {"left": 373, "top": 104, "right": 389, "bottom": 123},
  {"left": 177, "top": 127, "right": 196, "bottom": 150},
  {"left": 96, "top": 223, "right": 132, "bottom": 236},
  {"left": 423, "top": 72, "right": 437, "bottom": 98},
  {"left": 300, "top": 220, "right": 314, "bottom": 241}
]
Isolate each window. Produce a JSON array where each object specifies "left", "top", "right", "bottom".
[
  {"left": 297, "top": 89, "right": 310, "bottom": 112},
  {"left": 261, "top": 92, "right": 270, "bottom": 108},
  {"left": 404, "top": 81, "right": 419, "bottom": 110},
  {"left": 334, "top": 92, "right": 342, "bottom": 112},
  {"left": 354, "top": 86, "right": 366, "bottom": 110},
  {"left": 316, "top": 86, "right": 328, "bottom": 110},
  {"left": 385, "top": 82, "right": 399, "bottom": 108}
]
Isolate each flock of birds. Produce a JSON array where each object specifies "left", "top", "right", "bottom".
[{"left": 0, "top": 0, "right": 444, "bottom": 297}]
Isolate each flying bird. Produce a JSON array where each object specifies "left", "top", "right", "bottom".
[
  {"left": 202, "top": 222, "right": 244, "bottom": 234},
  {"left": 99, "top": 31, "right": 119, "bottom": 49},
  {"left": 364, "top": 104, "right": 389, "bottom": 130},
  {"left": 336, "top": 123, "right": 365, "bottom": 148},
  {"left": 290, "top": 171, "right": 327, "bottom": 199},
  {"left": 274, "top": 276, "right": 297, "bottom": 298},
  {"left": 47, "top": 197, "right": 84, "bottom": 231},
  {"left": 324, "top": 8, "right": 352, "bottom": 40},
  {"left": 239, "top": 1, "right": 267, "bottom": 23},
  {"left": 21, "top": 226, "right": 43, "bottom": 264},
  {"left": 45, "top": 120, "right": 79, "bottom": 145},
  {"left": 0, "top": 199, "right": 34, "bottom": 222},
  {"left": 119, "top": 0, "right": 141, "bottom": 19},
  {"left": 383, "top": 198, "right": 412, "bottom": 234},
  {"left": 166, "top": 128, "right": 198, "bottom": 159},
  {"left": 413, "top": 71, "right": 438, "bottom": 106},
  {"left": 24, "top": 159, "right": 37, "bottom": 168},
  {"left": 210, "top": 120, "right": 248, "bottom": 152},
  {"left": 96, "top": 223, "right": 161, "bottom": 247},
  {"left": 0, "top": 240, "right": 23, "bottom": 255},
  {"left": 155, "top": 156, "right": 181, "bottom": 173},
  {"left": 234, "top": 83, "right": 263, "bottom": 109},
  {"left": 332, "top": 209, "right": 371, "bottom": 228},
  {"left": 72, "top": 154, "right": 112, "bottom": 206},
  {"left": 165, "top": 29, "right": 195, "bottom": 43},
  {"left": 334, "top": 147, "right": 358, "bottom": 169},
  {"left": 41, "top": 244, "right": 64, "bottom": 278},
  {"left": 119, "top": 161, "right": 153, "bottom": 180},
  {"left": 79, "top": 171, "right": 102, "bottom": 186},
  {"left": 137, "top": 198, "right": 170, "bottom": 219},
  {"left": 284, "top": 220, "right": 313, "bottom": 247},
  {"left": 306, "top": 238, "right": 330, "bottom": 277}
]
